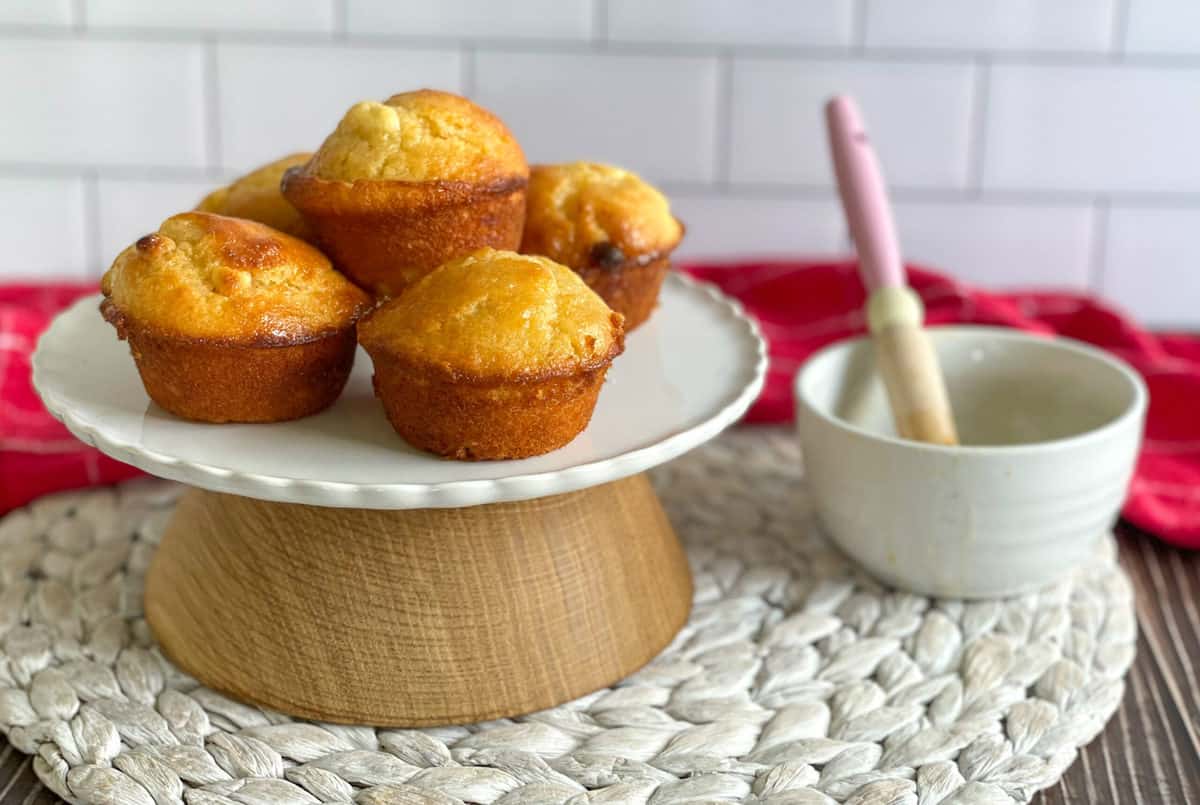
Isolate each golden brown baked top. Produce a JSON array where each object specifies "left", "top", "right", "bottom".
[
  {"left": 306, "top": 90, "right": 527, "bottom": 184},
  {"left": 196, "top": 153, "right": 312, "bottom": 238},
  {"left": 358, "top": 248, "right": 623, "bottom": 380},
  {"left": 101, "top": 212, "right": 372, "bottom": 344},
  {"left": 520, "top": 162, "right": 682, "bottom": 270}
]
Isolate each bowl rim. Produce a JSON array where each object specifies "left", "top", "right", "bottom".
[{"left": 793, "top": 324, "right": 1148, "bottom": 456}]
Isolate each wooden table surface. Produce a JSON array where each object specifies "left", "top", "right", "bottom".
[{"left": 1, "top": 522, "right": 1197, "bottom": 805}]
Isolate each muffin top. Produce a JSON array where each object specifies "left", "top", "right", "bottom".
[
  {"left": 101, "top": 212, "right": 372, "bottom": 344},
  {"left": 359, "top": 248, "right": 623, "bottom": 380},
  {"left": 520, "top": 162, "right": 682, "bottom": 270},
  {"left": 196, "top": 153, "right": 312, "bottom": 238},
  {"left": 306, "top": 90, "right": 527, "bottom": 184}
]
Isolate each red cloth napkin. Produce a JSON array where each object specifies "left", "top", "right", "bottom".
[
  {"left": 3, "top": 265, "right": 1199, "bottom": 548},
  {"left": 0, "top": 283, "right": 142, "bottom": 513},
  {"left": 679, "top": 260, "right": 1200, "bottom": 549}
]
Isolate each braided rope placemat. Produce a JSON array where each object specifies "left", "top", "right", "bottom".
[{"left": 0, "top": 429, "right": 1136, "bottom": 805}]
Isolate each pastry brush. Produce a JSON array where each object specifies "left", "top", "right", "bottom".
[{"left": 825, "top": 95, "right": 959, "bottom": 445}]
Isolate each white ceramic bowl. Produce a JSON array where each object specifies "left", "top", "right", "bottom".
[{"left": 795, "top": 326, "right": 1147, "bottom": 598}]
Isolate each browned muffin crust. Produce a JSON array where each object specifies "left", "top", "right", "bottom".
[
  {"left": 520, "top": 163, "right": 681, "bottom": 269},
  {"left": 357, "top": 249, "right": 623, "bottom": 382},
  {"left": 570, "top": 255, "right": 672, "bottom": 332},
  {"left": 369, "top": 354, "right": 610, "bottom": 460},
  {"left": 307, "top": 90, "right": 527, "bottom": 184},
  {"left": 106, "top": 324, "right": 359, "bottom": 424},
  {"left": 283, "top": 89, "right": 529, "bottom": 298},
  {"left": 102, "top": 212, "right": 372, "bottom": 344},
  {"left": 101, "top": 212, "right": 372, "bottom": 423},
  {"left": 358, "top": 249, "right": 624, "bottom": 459},
  {"left": 196, "top": 153, "right": 313, "bottom": 240},
  {"left": 282, "top": 171, "right": 526, "bottom": 298},
  {"left": 519, "top": 163, "right": 682, "bottom": 330}
]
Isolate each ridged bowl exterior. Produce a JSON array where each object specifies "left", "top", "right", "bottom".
[{"left": 796, "top": 327, "right": 1147, "bottom": 598}]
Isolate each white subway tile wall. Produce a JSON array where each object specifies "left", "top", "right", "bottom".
[
  {"left": 0, "top": 0, "right": 1192, "bottom": 325},
  {"left": 216, "top": 44, "right": 463, "bottom": 172},
  {"left": 346, "top": 0, "right": 592, "bottom": 40},
  {"left": 607, "top": 0, "right": 855, "bottom": 47},
  {"left": 0, "top": 39, "right": 208, "bottom": 167},
  {"left": 863, "top": 0, "right": 1115, "bottom": 52},
  {"left": 889, "top": 202, "right": 1095, "bottom": 288},
  {"left": 0, "top": 1, "right": 73, "bottom": 27},
  {"left": 984, "top": 64, "right": 1200, "bottom": 193},
  {"left": 1103, "top": 208, "right": 1200, "bottom": 326},
  {"left": 730, "top": 59, "right": 975, "bottom": 188},
  {"left": 95, "top": 179, "right": 219, "bottom": 266},
  {"left": 670, "top": 196, "right": 844, "bottom": 259},
  {"left": 474, "top": 51, "right": 719, "bottom": 183},
  {"left": 1124, "top": 0, "right": 1200, "bottom": 54},
  {"left": 0, "top": 178, "right": 89, "bottom": 277},
  {"left": 86, "top": 0, "right": 336, "bottom": 34}
]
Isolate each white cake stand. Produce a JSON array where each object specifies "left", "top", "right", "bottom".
[{"left": 33, "top": 273, "right": 766, "bottom": 726}]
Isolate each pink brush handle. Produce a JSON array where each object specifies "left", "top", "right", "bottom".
[{"left": 825, "top": 96, "right": 905, "bottom": 292}]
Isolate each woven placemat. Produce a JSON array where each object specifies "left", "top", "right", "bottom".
[{"left": 0, "top": 429, "right": 1136, "bottom": 805}]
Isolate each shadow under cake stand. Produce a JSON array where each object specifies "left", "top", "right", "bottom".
[{"left": 32, "top": 274, "right": 766, "bottom": 727}]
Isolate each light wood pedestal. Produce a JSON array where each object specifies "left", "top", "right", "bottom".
[{"left": 144, "top": 472, "right": 693, "bottom": 726}]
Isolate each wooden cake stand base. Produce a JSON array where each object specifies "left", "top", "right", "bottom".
[{"left": 144, "top": 472, "right": 693, "bottom": 726}]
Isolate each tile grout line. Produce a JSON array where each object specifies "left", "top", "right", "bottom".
[
  {"left": 966, "top": 56, "right": 991, "bottom": 196},
  {"left": 11, "top": 160, "right": 1200, "bottom": 211},
  {"left": 1088, "top": 198, "right": 1111, "bottom": 292},
  {"left": 460, "top": 45, "right": 476, "bottom": 98},
  {"left": 591, "top": 0, "right": 607, "bottom": 46},
  {"left": 851, "top": 0, "right": 869, "bottom": 53},
  {"left": 11, "top": 24, "right": 1200, "bottom": 67},
  {"left": 69, "top": 0, "right": 85, "bottom": 31},
  {"left": 713, "top": 51, "right": 734, "bottom": 190},
  {"left": 655, "top": 181, "right": 1200, "bottom": 207},
  {"left": 0, "top": 164, "right": 225, "bottom": 181},
  {"left": 332, "top": 0, "right": 348, "bottom": 40},
  {"left": 1111, "top": 0, "right": 1132, "bottom": 60},
  {"left": 82, "top": 169, "right": 103, "bottom": 276},
  {"left": 203, "top": 36, "right": 223, "bottom": 174}
]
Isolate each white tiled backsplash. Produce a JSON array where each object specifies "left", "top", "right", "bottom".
[{"left": 1, "top": 0, "right": 1196, "bottom": 326}]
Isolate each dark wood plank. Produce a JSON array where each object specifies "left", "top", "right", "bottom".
[
  {"left": 1038, "top": 524, "right": 1200, "bottom": 804},
  {"left": 1122, "top": 528, "right": 1200, "bottom": 743},
  {"left": 0, "top": 750, "right": 37, "bottom": 805},
  {"left": 1, "top": 523, "right": 1197, "bottom": 804}
]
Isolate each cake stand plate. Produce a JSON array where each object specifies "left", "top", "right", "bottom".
[
  {"left": 32, "top": 273, "right": 767, "bottom": 726},
  {"left": 34, "top": 274, "right": 765, "bottom": 510}
]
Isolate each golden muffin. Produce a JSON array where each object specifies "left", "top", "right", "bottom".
[
  {"left": 358, "top": 248, "right": 624, "bottom": 460},
  {"left": 196, "top": 153, "right": 313, "bottom": 240},
  {"left": 520, "top": 162, "right": 683, "bottom": 330},
  {"left": 283, "top": 89, "right": 529, "bottom": 298},
  {"left": 101, "top": 212, "right": 372, "bottom": 423}
]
